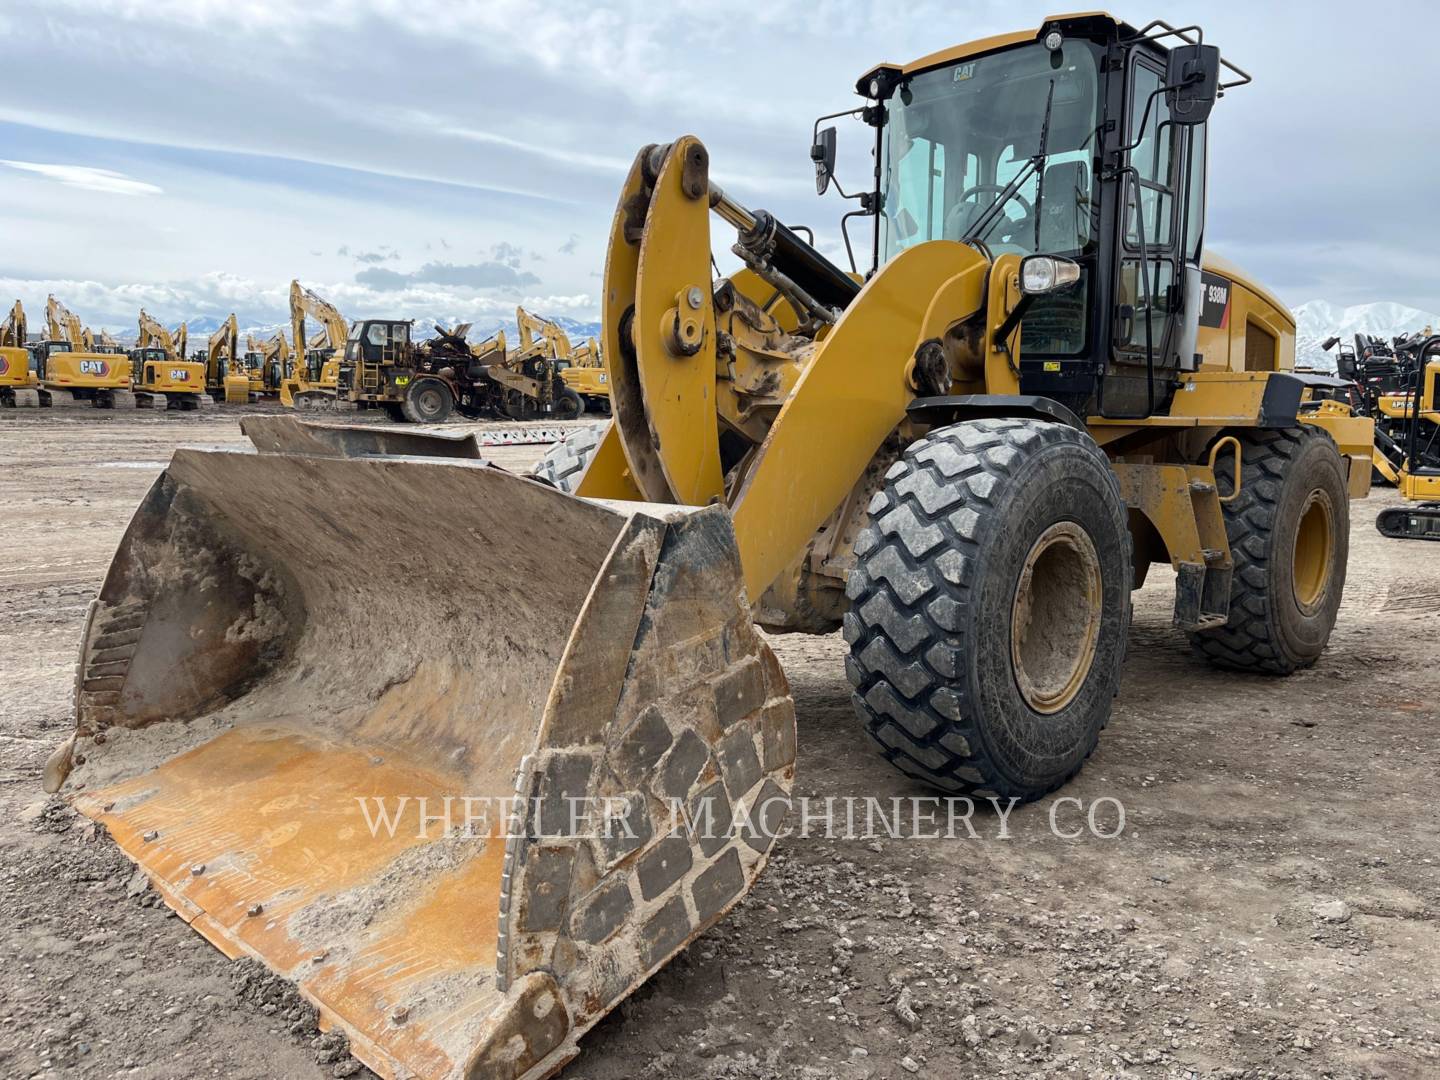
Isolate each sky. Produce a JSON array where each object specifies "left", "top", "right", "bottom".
[{"left": 2, "top": 0, "right": 1438, "bottom": 336}]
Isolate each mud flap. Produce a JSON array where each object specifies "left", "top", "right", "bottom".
[{"left": 49, "top": 417, "right": 796, "bottom": 1080}]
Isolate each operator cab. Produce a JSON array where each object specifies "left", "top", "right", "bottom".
[
  {"left": 821, "top": 15, "right": 1241, "bottom": 419},
  {"left": 345, "top": 320, "right": 413, "bottom": 366},
  {"left": 34, "top": 340, "right": 72, "bottom": 379}
]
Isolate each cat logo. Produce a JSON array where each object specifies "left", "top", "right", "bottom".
[
  {"left": 79, "top": 359, "right": 110, "bottom": 376},
  {"left": 952, "top": 62, "right": 977, "bottom": 82},
  {"left": 169, "top": 369, "right": 191, "bottom": 382},
  {"left": 1198, "top": 272, "right": 1232, "bottom": 330}
]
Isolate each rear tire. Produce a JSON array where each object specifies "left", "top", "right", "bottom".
[
  {"left": 1188, "top": 427, "right": 1349, "bottom": 673},
  {"left": 844, "top": 418, "right": 1131, "bottom": 801},
  {"left": 531, "top": 424, "right": 607, "bottom": 493},
  {"left": 401, "top": 378, "right": 454, "bottom": 424}
]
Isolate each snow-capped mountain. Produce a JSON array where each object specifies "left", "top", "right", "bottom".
[{"left": 1293, "top": 300, "right": 1440, "bottom": 371}]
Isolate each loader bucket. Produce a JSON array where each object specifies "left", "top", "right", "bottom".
[{"left": 47, "top": 417, "right": 796, "bottom": 1080}]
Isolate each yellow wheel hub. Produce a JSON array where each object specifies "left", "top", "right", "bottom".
[
  {"left": 1011, "top": 521, "right": 1103, "bottom": 715},
  {"left": 1293, "top": 489, "right": 1335, "bottom": 612}
]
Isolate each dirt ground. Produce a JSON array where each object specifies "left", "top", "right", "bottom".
[{"left": 1, "top": 408, "right": 1436, "bottom": 1080}]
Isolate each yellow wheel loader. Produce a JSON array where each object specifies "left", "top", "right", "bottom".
[{"left": 47, "top": 15, "right": 1372, "bottom": 1080}]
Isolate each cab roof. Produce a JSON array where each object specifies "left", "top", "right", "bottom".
[{"left": 860, "top": 12, "right": 1143, "bottom": 90}]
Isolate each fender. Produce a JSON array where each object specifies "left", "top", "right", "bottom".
[{"left": 907, "top": 393, "right": 1085, "bottom": 430}]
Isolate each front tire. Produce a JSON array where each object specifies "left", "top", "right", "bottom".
[
  {"left": 552, "top": 387, "right": 585, "bottom": 420},
  {"left": 1188, "top": 427, "right": 1349, "bottom": 673},
  {"left": 401, "top": 378, "right": 454, "bottom": 424},
  {"left": 844, "top": 418, "right": 1131, "bottom": 801}
]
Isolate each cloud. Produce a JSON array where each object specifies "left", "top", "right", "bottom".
[
  {"left": 1, "top": 159, "right": 162, "bottom": 196},
  {"left": 0, "top": 271, "right": 597, "bottom": 333},
  {"left": 558, "top": 234, "right": 580, "bottom": 255},
  {"left": 354, "top": 250, "right": 399, "bottom": 264},
  {"left": 355, "top": 260, "right": 540, "bottom": 290}
]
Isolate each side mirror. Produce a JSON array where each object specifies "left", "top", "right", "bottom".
[
  {"left": 1165, "top": 43, "right": 1220, "bottom": 125},
  {"left": 811, "top": 126, "right": 837, "bottom": 195}
]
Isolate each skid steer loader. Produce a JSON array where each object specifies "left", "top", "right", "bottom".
[{"left": 47, "top": 14, "right": 1371, "bottom": 1080}]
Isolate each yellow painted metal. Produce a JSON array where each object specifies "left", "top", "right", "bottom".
[
  {"left": 1399, "top": 471, "right": 1440, "bottom": 501},
  {"left": 1207, "top": 435, "right": 1243, "bottom": 503},
  {"left": 1110, "top": 462, "right": 1229, "bottom": 571},
  {"left": 575, "top": 423, "right": 644, "bottom": 500},
  {"left": 1010, "top": 521, "right": 1103, "bottom": 714},
  {"left": 729, "top": 240, "right": 988, "bottom": 601},
  {"left": 1372, "top": 448, "right": 1399, "bottom": 485},
  {"left": 42, "top": 349, "right": 132, "bottom": 391},
  {"left": 137, "top": 358, "right": 206, "bottom": 396},
  {"left": 632, "top": 136, "right": 724, "bottom": 505},
  {"left": 984, "top": 254, "right": 1025, "bottom": 395},
  {"left": 595, "top": 148, "right": 673, "bottom": 503},
  {"left": 559, "top": 363, "right": 608, "bottom": 398},
  {"left": 1292, "top": 489, "right": 1335, "bottom": 609},
  {"left": 1301, "top": 407, "right": 1374, "bottom": 461},
  {"left": 0, "top": 346, "right": 31, "bottom": 389}
]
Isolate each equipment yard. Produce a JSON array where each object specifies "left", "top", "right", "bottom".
[{"left": 2, "top": 409, "right": 1436, "bottom": 1079}]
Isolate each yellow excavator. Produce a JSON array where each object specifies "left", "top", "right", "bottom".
[
  {"left": 131, "top": 310, "right": 208, "bottom": 409},
  {"left": 94, "top": 329, "right": 126, "bottom": 354},
  {"left": 279, "top": 280, "right": 349, "bottom": 409},
  {"left": 202, "top": 314, "right": 252, "bottom": 404},
  {"left": 37, "top": 295, "right": 134, "bottom": 408},
  {"left": 47, "top": 16, "right": 1373, "bottom": 1080},
  {"left": 1373, "top": 334, "right": 1440, "bottom": 538},
  {"left": 0, "top": 300, "right": 41, "bottom": 407}
]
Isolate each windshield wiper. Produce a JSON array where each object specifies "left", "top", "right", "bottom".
[{"left": 962, "top": 78, "right": 1056, "bottom": 246}]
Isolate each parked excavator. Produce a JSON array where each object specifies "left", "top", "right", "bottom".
[
  {"left": 202, "top": 314, "right": 252, "bottom": 403},
  {"left": 37, "top": 294, "right": 134, "bottom": 408},
  {"left": 279, "top": 280, "right": 348, "bottom": 409},
  {"left": 1372, "top": 334, "right": 1440, "bottom": 538},
  {"left": 48, "top": 16, "right": 1373, "bottom": 1080},
  {"left": 338, "top": 309, "right": 584, "bottom": 422},
  {"left": 93, "top": 329, "right": 126, "bottom": 354},
  {"left": 131, "top": 310, "right": 207, "bottom": 409},
  {"left": 0, "top": 299, "right": 40, "bottom": 407}
]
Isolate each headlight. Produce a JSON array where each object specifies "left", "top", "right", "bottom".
[
  {"left": 1043, "top": 29, "right": 1063, "bottom": 51},
  {"left": 1020, "top": 255, "right": 1082, "bottom": 294}
]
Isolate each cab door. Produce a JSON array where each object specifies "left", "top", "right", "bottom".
[{"left": 1106, "top": 52, "right": 1200, "bottom": 415}]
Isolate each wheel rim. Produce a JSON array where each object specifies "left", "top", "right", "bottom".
[
  {"left": 1010, "top": 521, "right": 1103, "bottom": 715},
  {"left": 416, "top": 387, "right": 444, "bottom": 419},
  {"left": 1292, "top": 489, "right": 1335, "bottom": 613}
]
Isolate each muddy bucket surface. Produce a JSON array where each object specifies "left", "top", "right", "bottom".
[{"left": 49, "top": 418, "right": 796, "bottom": 1079}]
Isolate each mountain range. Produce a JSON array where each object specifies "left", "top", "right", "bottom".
[{"left": 1293, "top": 299, "right": 1440, "bottom": 370}]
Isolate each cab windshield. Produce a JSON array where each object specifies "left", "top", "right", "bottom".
[
  {"left": 881, "top": 40, "right": 1102, "bottom": 261},
  {"left": 880, "top": 41, "right": 1103, "bottom": 355}
]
